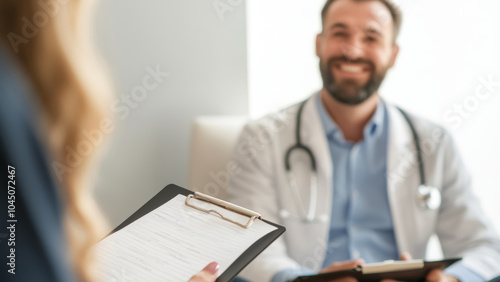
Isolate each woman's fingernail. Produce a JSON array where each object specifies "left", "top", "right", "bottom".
[{"left": 205, "top": 262, "right": 220, "bottom": 275}]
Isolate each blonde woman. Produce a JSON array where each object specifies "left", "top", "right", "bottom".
[{"left": 0, "top": 0, "right": 217, "bottom": 281}]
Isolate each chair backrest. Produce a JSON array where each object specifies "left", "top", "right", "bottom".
[{"left": 187, "top": 116, "right": 248, "bottom": 200}]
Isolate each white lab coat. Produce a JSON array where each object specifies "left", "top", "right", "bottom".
[{"left": 227, "top": 93, "right": 500, "bottom": 282}]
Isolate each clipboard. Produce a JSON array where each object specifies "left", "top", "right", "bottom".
[
  {"left": 104, "top": 184, "right": 285, "bottom": 282},
  {"left": 292, "top": 258, "right": 461, "bottom": 282}
]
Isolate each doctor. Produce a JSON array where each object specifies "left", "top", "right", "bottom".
[{"left": 227, "top": 0, "right": 500, "bottom": 281}]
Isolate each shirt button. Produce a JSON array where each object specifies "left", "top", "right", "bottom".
[
  {"left": 353, "top": 250, "right": 360, "bottom": 258},
  {"left": 351, "top": 226, "right": 357, "bottom": 232},
  {"left": 353, "top": 190, "right": 359, "bottom": 197}
]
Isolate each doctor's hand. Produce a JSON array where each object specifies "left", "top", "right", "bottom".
[
  {"left": 380, "top": 269, "right": 458, "bottom": 282},
  {"left": 319, "top": 259, "right": 365, "bottom": 282},
  {"left": 188, "top": 262, "right": 219, "bottom": 282},
  {"left": 380, "top": 252, "right": 411, "bottom": 282},
  {"left": 380, "top": 253, "right": 458, "bottom": 282},
  {"left": 424, "top": 269, "right": 459, "bottom": 282}
]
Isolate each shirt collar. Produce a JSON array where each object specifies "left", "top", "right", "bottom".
[{"left": 315, "top": 92, "right": 386, "bottom": 144}]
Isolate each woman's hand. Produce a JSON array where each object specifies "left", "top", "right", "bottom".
[{"left": 188, "top": 262, "right": 220, "bottom": 282}]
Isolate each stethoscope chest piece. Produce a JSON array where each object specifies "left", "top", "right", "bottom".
[{"left": 417, "top": 184, "right": 441, "bottom": 210}]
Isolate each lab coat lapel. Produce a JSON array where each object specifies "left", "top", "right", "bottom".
[
  {"left": 300, "top": 94, "right": 333, "bottom": 222},
  {"left": 291, "top": 94, "right": 332, "bottom": 269},
  {"left": 386, "top": 105, "right": 417, "bottom": 257}
]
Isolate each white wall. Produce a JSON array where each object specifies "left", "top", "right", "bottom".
[
  {"left": 92, "top": 0, "right": 248, "bottom": 227},
  {"left": 247, "top": 0, "right": 325, "bottom": 118},
  {"left": 247, "top": 0, "right": 500, "bottom": 235}
]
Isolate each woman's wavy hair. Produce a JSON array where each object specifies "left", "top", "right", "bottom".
[{"left": 0, "top": 0, "right": 112, "bottom": 281}]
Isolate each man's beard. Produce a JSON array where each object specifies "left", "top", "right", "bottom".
[{"left": 319, "top": 57, "right": 389, "bottom": 105}]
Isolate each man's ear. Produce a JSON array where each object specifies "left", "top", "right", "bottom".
[
  {"left": 316, "top": 33, "right": 322, "bottom": 57},
  {"left": 389, "top": 44, "right": 399, "bottom": 67}
]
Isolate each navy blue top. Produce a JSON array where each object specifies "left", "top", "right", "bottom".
[{"left": 0, "top": 46, "right": 75, "bottom": 282}]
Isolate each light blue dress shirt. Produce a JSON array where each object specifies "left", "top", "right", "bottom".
[
  {"left": 315, "top": 94, "right": 398, "bottom": 266},
  {"left": 271, "top": 94, "right": 484, "bottom": 282}
]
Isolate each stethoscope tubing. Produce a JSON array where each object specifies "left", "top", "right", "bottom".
[
  {"left": 283, "top": 97, "right": 441, "bottom": 222},
  {"left": 396, "top": 107, "right": 427, "bottom": 186},
  {"left": 284, "top": 98, "right": 317, "bottom": 172}
]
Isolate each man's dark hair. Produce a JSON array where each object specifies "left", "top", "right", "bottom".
[{"left": 321, "top": 0, "right": 402, "bottom": 42}]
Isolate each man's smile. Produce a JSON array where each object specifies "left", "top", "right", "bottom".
[{"left": 332, "top": 62, "right": 372, "bottom": 79}]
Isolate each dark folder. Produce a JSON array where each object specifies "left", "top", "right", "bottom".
[
  {"left": 292, "top": 258, "right": 461, "bottom": 282},
  {"left": 106, "top": 184, "right": 285, "bottom": 282}
]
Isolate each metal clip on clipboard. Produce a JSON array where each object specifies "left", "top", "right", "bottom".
[{"left": 185, "top": 192, "right": 262, "bottom": 229}]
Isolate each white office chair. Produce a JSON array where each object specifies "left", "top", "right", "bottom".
[{"left": 187, "top": 116, "right": 248, "bottom": 200}]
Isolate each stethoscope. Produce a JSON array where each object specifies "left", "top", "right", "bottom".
[{"left": 281, "top": 97, "right": 442, "bottom": 223}]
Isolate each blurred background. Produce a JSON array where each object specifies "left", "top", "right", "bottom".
[{"left": 92, "top": 0, "right": 500, "bottom": 246}]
